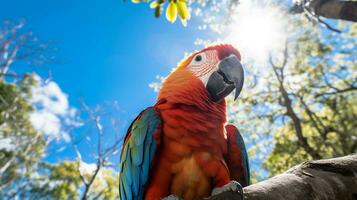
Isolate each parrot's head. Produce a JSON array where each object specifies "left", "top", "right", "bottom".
[{"left": 158, "top": 44, "right": 244, "bottom": 107}]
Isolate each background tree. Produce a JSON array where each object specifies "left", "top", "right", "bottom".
[
  {"left": 23, "top": 100, "right": 122, "bottom": 199},
  {"left": 0, "top": 20, "right": 50, "bottom": 196},
  {"left": 73, "top": 100, "right": 121, "bottom": 200},
  {"left": 0, "top": 74, "right": 46, "bottom": 196},
  {"left": 0, "top": 20, "right": 121, "bottom": 199},
  {"left": 228, "top": 20, "right": 357, "bottom": 177}
]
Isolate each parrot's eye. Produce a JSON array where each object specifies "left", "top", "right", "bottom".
[
  {"left": 195, "top": 55, "right": 202, "bottom": 62},
  {"left": 188, "top": 50, "right": 218, "bottom": 78}
]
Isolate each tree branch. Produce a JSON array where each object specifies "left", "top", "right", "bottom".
[
  {"left": 208, "top": 154, "right": 357, "bottom": 200},
  {"left": 74, "top": 100, "right": 122, "bottom": 200},
  {"left": 315, "top": 86, "right": 357, "bottom": 97},
  {"left": 269, "top": 43, "right": 322, "bottom": 159},
  {"left": 315, "top": 0, "right": 357, "bottom": 22},
  {"left": 290, "top": 0, "right": 357, "bottom": 22}
]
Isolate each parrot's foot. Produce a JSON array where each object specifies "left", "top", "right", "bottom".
[
  {"left": 161, "top": 194, "right": 182, "bottom": 200},
  {"left": 211, "top": 181, "right": 244, "bottom": 200}
]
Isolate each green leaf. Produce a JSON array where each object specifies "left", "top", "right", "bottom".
[
  {"left": 166, "top": 2, "right": 178, "bottom": 23},
  {"left": 177, "top": 1, "right": 190, "bottom": 20}
]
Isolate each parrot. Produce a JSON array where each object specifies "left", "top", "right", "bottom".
[{"left": 119, "top": 44, "right": 249, "bottom": 200}]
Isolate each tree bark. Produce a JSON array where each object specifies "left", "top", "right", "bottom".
[
  {"left": 290, "top": 0, "right": 357, "bottom": 22},
  {"left": 207, "top": 154, "right": 357, "bottom": 200},
  {"left": 316, "top": 0, "right": 357, "bottom": 22}
]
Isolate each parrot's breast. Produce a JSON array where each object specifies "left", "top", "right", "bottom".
[
  {"left": 170, "top": 155, "right": 211, "bottom": 199},
  {"left": 147, "top": 102, "right": 230, "bottom": 200}
]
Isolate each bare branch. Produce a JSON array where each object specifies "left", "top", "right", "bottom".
[
  {"left": 269, "top": 42, "right": 322, "bottom": 159},
  {"left": 0, "top": 20, "right": 53, "bottom": 81},
  {"left": 73, "top": 100, "right": 123, "bottom": 200},
  {"left": 315, "top": 86, "right": 357, "bottom": 97}
]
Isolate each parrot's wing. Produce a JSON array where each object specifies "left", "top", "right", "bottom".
[
  {"left": 225, "top": 124, "right": 250, "bottom": 187},
  {"left": 119, "top": 107, "right": 162, "bottom": 200}
]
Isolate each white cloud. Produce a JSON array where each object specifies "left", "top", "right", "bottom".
[
  {"left": 29, "top": 75, "right": 81, "bottom": 142},
  {"left": 148, "top": 75, "right": 165, "bottom": 92},
  {"left": 79, "top": 160, "right": 106, "bottom": 187},
  {"left": 30, "top": 111, "right": 63, "bottom": 141},
  {"left": 79, "top": 161, "right": 97, "bottom": 176},
  {"left": 31, "top": 80, "right": 69, "bottom": 115}
]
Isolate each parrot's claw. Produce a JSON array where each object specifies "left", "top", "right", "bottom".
[
  {"left": 161, "top": 194, "right": 182, "bottom": 200},
  {"left": 211, "top": 180, "right": 244, "bottom": 200}
]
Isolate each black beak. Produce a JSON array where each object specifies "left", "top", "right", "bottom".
[{"left": 206, "top": 55, "right": 244, "bottom": 102}]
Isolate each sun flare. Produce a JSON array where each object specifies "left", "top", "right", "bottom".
[{"left": 226, "top": 1, "right": 287, "bottom": 65}]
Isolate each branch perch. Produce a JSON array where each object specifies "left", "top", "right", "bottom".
[{"left": 207, "top": 154, "right": 357, "bottom": 200}]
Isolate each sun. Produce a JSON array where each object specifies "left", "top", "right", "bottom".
[{"left": 225, "top": 0, "right": 287, "bottom": 65}]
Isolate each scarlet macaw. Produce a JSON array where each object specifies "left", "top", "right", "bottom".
[{"left": 119, "top": 44, "right": 249, "bottom": 200}]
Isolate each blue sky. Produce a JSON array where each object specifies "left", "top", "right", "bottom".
[
  {"left": 0, "top": 0, "right": 212, "bottom": 162},
  {"left": 0, "top": 0, "right": 201, "bottom": 109}
]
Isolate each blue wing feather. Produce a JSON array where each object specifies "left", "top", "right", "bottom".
[
  {"left": 235, "top": 129, "right": 250, "bottom": 185},
  {"left": 225, "top": 124, "right": 250, "bottom": 186},
  {"left": 130, "top": 140, "right": 144, "bottom": 166},
  {"left": 131, "top": 161, "right": 140, "bottom": 195},
  {"left": 140, "top": 132, "right": 152, "bottom": 184},
  {"left": 119, "top": 107, "right": 161, "bottom": 200},
  {"left": 124, "top": 152, "right": 133, "bottom": 185}
]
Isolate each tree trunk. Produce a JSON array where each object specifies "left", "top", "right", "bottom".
[{"left": 207, "top": 154, "right": 357, "bottom": 200}]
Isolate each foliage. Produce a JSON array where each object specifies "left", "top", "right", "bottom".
[
  {"left": 0, "top": 75, "right": 120, "bottom": 198},
  {"left": 228, "top": 21, "right": 357, "bottom": 177},
  {"left": 0, "top": 74, "right": 46, "bottom": 194},
  {"left": 0, "top": 20, "right": 53, "bottom": 196},
  {"left": 264, "top": 23, "right": 356, "bottom": 175},
  {"left": 131, "top": 0, "right": 191, "bottom": 26},
  {"left": 85, "top": 167, "right": 120, "bottom": 199},
  {"left": 28, "top": 161, "right": 119, "bottom": 199},
  {"left": 29, "top": 161, "right": 82, "bottom": 199}
]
